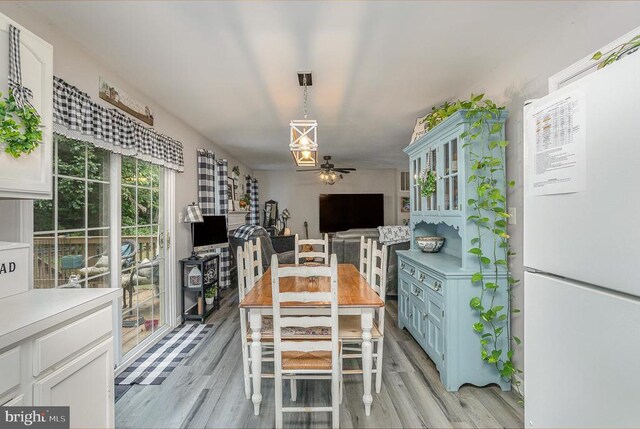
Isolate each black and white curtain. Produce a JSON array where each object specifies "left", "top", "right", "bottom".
[
  {"left": 245, "top": 176, "right": 260, "bottom": 226},
  {"left": 215, "top": 159, "right": 230, "bottom": 289},
  {"left": 197, "top": 150, "right": 216, "bottom": 215},
  {"left": 52, "top": 77, "right": 184, "bottom": 172},
  {"left": 197, "top": 150, "right": 231, "bottom": 289},
  {"left": 8, "top": 25, "right": 37, "bottom": 114}
]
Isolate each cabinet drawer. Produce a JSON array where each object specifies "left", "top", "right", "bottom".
[
  {"left": 399, "top": 259, "right": 417, "bottom": 277},
  {"left": 33, "top": 307, "right": 112, "bottom": 376},
  {"left": 417, "top": 269, "right": 444, "bottom": 296},
  {"left": 0, "top": 346, "right": 20, "bottom": 398},
  {"left": 409, "top": 281, "right": 427, "bottom": 304}
]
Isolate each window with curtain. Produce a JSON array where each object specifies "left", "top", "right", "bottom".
[{"left": 33, "top": 134, "right": 111, "bottom": 288}]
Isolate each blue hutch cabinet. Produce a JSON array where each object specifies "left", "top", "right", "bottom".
[{"left": 398, "top": 109, "right": 510, "bottom": 391}]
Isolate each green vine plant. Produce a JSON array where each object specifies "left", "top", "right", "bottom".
[
  {"left": 0, "top": 90, "right": 42, "bottom": 158},
  {"left": 421, "top": 94, "right": 523, "bottom": 397},
  {"left": 591, "top": 33, "right": 640, "bottom": 69}
]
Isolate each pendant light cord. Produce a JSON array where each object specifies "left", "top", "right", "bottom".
[{"left": 303, "top": 74, "right": 308, "bottom": 120}]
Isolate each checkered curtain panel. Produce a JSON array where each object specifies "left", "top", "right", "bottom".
[
  {"left": 52, "top": 76, "right": 184, "bottom": 172},
  {"left": 8, "top": 25, "right": 37, "bottom": 114},
  {"left": 249, "top": 178, "right": 260, "bottom": 226},
  {"left": 197, "top": 150, "right": 216, "bottom": 215},
  {"left": 215, "top": 159, "right": 231, "bottom": 289}
]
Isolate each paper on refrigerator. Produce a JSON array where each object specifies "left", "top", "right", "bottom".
[{"left": 526, "top": 89, "right": 586, "bottom": 195}]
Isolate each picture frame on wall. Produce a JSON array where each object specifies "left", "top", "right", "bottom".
[
  {"left": 227, "top": 177, "right": 236, "bottom": 201},
  {"left": 400, "top": 196, "right": 411, "bottom": 212}
]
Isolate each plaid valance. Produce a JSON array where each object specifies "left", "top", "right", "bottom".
[{"left": 52, "top": 76, "right": 184, "bottom": 172}]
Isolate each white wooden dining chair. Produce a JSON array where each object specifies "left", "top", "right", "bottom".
[
  {"left": 246, "top": 237, "right": 264, "bottom": 283},
  {"left": 294, "top": 233, "right": 329, "bottom": 264},
  {"left": 271, "top": 253, "right": 341, "bottom": 429},
  {"left": 237, "top": 245, "right": 274, "bottom": 400},
  {"left": 359, "top": 236, "right": 373, "bottom": 282},
  {"left": 340, "top": 240, "right": 388, "bottom": 393}
]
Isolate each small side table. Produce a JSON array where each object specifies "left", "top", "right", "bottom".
[{"left": 180, "top": 254, "right": 220, "bottom": 323}]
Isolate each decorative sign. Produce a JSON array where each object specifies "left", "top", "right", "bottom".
[
  {"left": 410, "top": 117, "right": 427, "bottom": 144},
  {"left": 99, "top": 77, "right": 154, "bottom": 126},
  {"left": 527, "top": 89, "right": 587, "bottom": 195}
]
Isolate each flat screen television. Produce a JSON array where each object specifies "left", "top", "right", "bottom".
[
  {"left": 319, "top": 193, "right": 384, "bottom": 233},
  {"left": 193, "top": 215, "right": 228, "bottom": 253}
]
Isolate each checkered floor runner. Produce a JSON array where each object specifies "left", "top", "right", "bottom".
[{"left": 116, "top": 324, "right": 211, "bottom": 386}]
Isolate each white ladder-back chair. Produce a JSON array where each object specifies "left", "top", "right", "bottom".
[
  {"left": 271, "top": 254, "right": 341, "bottom": 429},
  {"left": 359, "top": 236, "right": 373, "bottom": 282},
  {"left": 340, "top": 241, "right": 388, "bottom": 393},
  {"left": 294, "top": 233, "right": 329, "bottom": 264},
  {"left": 246, "top": 237, "right": 264, "bottom": 283},
  {"left": 237, "top": 245, "right": 274, "bottom": 400}
]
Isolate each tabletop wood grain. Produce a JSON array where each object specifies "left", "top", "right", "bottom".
[{"left": 239, "top": 264, "right": 384, "bottom": 308}]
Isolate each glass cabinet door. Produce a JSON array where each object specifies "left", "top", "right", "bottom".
[
  {"left": 441, "top": 137, "right": 460, "bottom": 211},
  {"left": 411, "top": 156, "right": 422, "bottom": 213},
  {"left": 425, "top": 147, "right": 438, "bottom": 211}
]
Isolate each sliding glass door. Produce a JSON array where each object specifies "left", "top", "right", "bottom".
[
  {"left": 33, "top": 135, "right": 172, "bottom": 361},
  {"left": 120, "top": 157, "right": 167, "bottom": 356}
]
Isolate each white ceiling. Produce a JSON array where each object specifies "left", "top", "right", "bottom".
[{"left": 21, "top": 1, "right": 640, "bottom": 170}]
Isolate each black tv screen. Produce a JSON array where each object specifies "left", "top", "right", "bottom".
[
  {"left": 193, "top": 215, "right": 228, "bottom": 251},
  {"left": 319, "top": 194, "right": 384, "bottom": 233}
]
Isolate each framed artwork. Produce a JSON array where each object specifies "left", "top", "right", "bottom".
[
  {"left": 400, "top": 196, "right": 411, "bottom": 212},
  {"left": 227, "top": 177, "right": 236, "bottom": 201}
]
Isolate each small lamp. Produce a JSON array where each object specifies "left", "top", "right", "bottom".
[{"left": 184, "top": 202, "right": 204, "bottom": 259}]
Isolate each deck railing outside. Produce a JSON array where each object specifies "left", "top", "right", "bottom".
[{"left": 34, "top": 235, "right": 157, "bottom": 288}]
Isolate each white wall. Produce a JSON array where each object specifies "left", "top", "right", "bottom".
[
  {"left": 254, "top": 169, "right": 398, "bottom": 238},
  {"left": 0, "top": 3, "right": 251, "bottom": 322},
  {"left": 450, "top": 6, "right": 640, "bottom": 382}
]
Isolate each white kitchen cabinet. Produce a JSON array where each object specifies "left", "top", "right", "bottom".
[
  {"left": 0, "top": 288, "right": 120, "bottom": 429},
  {"left": 34, "top": 339, "right": 114, "bottom": 429},
  {"left": 0, "top": 12, "right": 53, "bottom": 199}
]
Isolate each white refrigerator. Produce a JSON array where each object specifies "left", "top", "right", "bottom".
[{"left": 524, "top": 50, "right": 640, "bottom": 427}]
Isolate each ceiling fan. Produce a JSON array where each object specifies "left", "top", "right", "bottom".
[{"left": 296, "top": 155, "right": 356, "bottom": 185}]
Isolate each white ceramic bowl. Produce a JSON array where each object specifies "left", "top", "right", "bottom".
[{"left": 415, "top": 236, "right": 445, "bottom": 253}]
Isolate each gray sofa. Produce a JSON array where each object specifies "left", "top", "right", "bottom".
[
  {"left": 229, "top": 227, "right": 296, "bottom": 271},
  {"left": 330, "top": 228, "right": 409, "bottom": 296}
]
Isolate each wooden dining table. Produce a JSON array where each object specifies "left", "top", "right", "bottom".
[{"left": 239, "top": 263, "right": 384, "bottom": 417}]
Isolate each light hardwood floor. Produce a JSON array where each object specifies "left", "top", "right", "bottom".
[{"left": 116, "top": 287, "right": 523, "bottom": 428}]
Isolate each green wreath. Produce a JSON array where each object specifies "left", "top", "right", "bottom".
[
  {"left": 416, "top": 169, "right": 438, "bottom": 197},
  {"left": 0, "top": 90, "right": 42, "bottom": 158}
]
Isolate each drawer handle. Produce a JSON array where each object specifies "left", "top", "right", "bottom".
[
  {"left": 410, "top": 267, "right": 415, "bottom": 275},
  {"left": 422, "top": 313, "right": 427, "bottom": 320},
  {"left": 401, "top": 262, "right": 405, "bottom": 269},
  {"left": 434, "top": 281, "right": 442, "bottom": 291},
  {"left": 416, "top": 288, "right": 422, "bottom": 296},
  {"left": 419, "top": 273, "right": 425, "bottom": 281}
]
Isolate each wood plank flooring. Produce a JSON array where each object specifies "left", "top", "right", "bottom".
[{"left": 116, "top": 287, "right": 523, "bottom": 428}]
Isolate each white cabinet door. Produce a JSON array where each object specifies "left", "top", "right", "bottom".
[
  {"left": 34, "top": 338, "right": 114, "bottom": 429},
  {"left": 0, "top": 12, "right": 53, "bottom": 199},
  {"left": 2, "top": 394, "right": 25, "bottom": 406}
]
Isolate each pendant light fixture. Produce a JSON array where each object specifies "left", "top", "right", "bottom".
[{"left": 289, "top": 72, "right": 318, "bottom": 166}]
